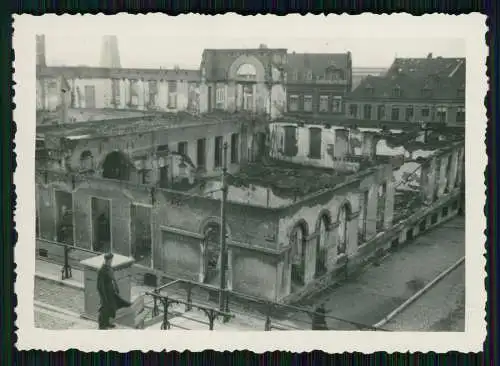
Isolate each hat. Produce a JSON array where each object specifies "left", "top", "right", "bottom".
[{"left": 104, "top": 252, "right": 114, "bottom": 260}]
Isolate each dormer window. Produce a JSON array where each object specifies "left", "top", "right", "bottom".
[
  {"left": 365, "top": 84, "right": 374, "bottom": 95},
  {"left": 306, "top": 70, "right": 313, "bottom": 81},
  {"left": 392, "top": 85, "right": 402, "bottom": 97},
  {"left": 422, "top": 85, "right": 432, "bottom": 97},
  {"left": 293, "top": 71, "right": 299, "bottom": 81}
]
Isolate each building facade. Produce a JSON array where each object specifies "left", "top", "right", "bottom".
[
  {"left": 198, "top": 46, "right": 288, "bottom": 119},
  {"left": 285, "top": 52, "right": 353, "bottom": 116},
  {"left": 344, "top": 55, "right": 466, "bottom": 127}
]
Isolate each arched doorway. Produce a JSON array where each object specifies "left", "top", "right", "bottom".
[
  {"left": 203, "top": 222, "right": 221, "bottom": 284},
  {"left": 316, "top": 213, "right": 331, "bottom": 276},
  {"left": 290, "top": 221, "right": 308, "bottom": 286},
  {"left": 337, "top": 203, "right": 352, "bottom": 255},
  {"left": 102, "top": 151, "right": 131, "bottom": 181}
]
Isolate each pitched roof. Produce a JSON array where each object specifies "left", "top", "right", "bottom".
[
  {"left": 37, "top": 66, "right": 200, "bottom": 82},
  {"left": 347, "top": 56, "right": 465, "bottom": 101},
  {"left": 286, "top": 52, "right": 351, "bottom": 77}
]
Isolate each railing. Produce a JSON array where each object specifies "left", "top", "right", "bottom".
[{"left": 37, "top": 238, "right": 390, "bottom": 331}]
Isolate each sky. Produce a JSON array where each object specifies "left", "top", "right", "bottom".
[{"left": 39, "top": 15, "right": 466, "bottom": 70}]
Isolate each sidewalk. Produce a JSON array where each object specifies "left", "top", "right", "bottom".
[{"left": 35, "top": 260, "right": 279, "bottom": 331}]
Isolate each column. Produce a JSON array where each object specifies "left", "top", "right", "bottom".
[
  {"left": 436, "top": 155, "right": 449, "bottom": 198},
  {"left": 456, "top": 147, "right": 465, "bottom": 187},
  {"left": 448, "top": 149, "right": 459, "bottom": 191},
  {"left": 365, "top": 185, "right": 378, "bottom": 239},
  {"left": 346, "top": 213, "right": 359, "bottom": 256},
  {"left": 420, "top": 158, "right": 438, "bottom": 203},
  {"left": 325, "top": 223, "right": 339, "bottom": 271},
  {"left": 119, "top": 79, "right": 126, "bottom": 109},
  {"left": 384, "top": 178, "right": 396, "bottom": 229},
  {"left": 73, "top": 189, "right": 92, "bottom": 250},
  {"left": 137, "top": 79, "right": 145, "bottom": 110}
]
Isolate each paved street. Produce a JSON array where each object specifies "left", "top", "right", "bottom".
[
  {"left": 384, "top": 262, "right": 465, "bottom": 331},
  {"left": 289, "top": 216, "right": 465, "bottom": 330}
]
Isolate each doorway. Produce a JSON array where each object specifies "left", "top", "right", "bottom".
[
  {"left": 91, "top": 197, "right": 111, "bottom": 253},
  {"left": 131, "top": 204, "right": 152, "bottom": 267}
]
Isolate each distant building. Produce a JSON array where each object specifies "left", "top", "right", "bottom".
[
  {"left": 285, "top": 52, "right": 352, "bottom": 116},
  {"left": 99, "top": 35, "right": 121, "bottom": 68},
  {"left": 352, "top": 67, "right": 388, "bottom": 89},
  {"left": 198, "top": 46, "right": 288, "bottom": 119},
  {"left": 344, "top": 54, "right": 466, "bottom": 127}
]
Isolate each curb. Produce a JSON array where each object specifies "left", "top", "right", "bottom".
[
  {"left": 373, "top": 256, "right": 465, "bottom": 328},
  {"left": 35, "top": 272, "right": 84, "bottom": 291}
]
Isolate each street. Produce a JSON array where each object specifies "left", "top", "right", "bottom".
[{"left": 288, "top": 216, "right": 465, "bottom": 331}]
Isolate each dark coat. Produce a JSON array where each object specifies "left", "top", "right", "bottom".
[
  {"left": 97, "top": 264, "right": 131, "bottom": 318},
  {"left": 311, "top": 306, "right": 328, "bottom": 330}
]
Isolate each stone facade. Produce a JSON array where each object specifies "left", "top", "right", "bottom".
[
  {"left": 36, "top": 66, "right": 201, "bottom": 123},
  {"left": 199, "top": 48, "right": 288, "bottom": 119}
]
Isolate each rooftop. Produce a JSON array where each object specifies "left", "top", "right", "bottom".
[
  {"left": 36, "top": 111, "right": 269, "bottom": 141},
  {"left": 224, "top": 158, "right": 381, "bottom": 202},
  {"left": 347, "top": 56, "right": 465, "bottom": 101},
  {"left": 37, "top": 65, "right": 200, "bottom": 82},
  {"left": 285, "top": 52, "right": 351, "bottom": 78}
]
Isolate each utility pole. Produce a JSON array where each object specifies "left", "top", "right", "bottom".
[{"left": 219, "top": 142, "right": 229, "bottom": 312}]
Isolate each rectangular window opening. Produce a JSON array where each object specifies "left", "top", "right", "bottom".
[{"left": 214, "top": 136, "right": 223, "bottom": 168}]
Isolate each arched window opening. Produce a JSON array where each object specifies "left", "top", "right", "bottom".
[
  {"left": 203, "top": 222, "right": 221, "bottom": 284},
  {"left": 290, "top": 222, "right": 307, "bottom": 287},
  {"left": 337, "top": 203, "right": 351, "bottom": 255},
  {"left": 80, "top": 150, "right": 94, "bottom": 172},
  {"left": 316, "top": 214, "right": 330, "bottom": 276},
  {"left": 236, "top": 64, "right": 257, "bottom": 80},
  {"left": 102, "top": 151, "right": 131, "bottom": 181}
]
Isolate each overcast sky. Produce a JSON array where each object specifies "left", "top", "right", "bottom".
[{"left": 39, "top": 15, "right": 466, "bottom": 69}]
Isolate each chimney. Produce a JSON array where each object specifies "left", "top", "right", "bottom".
[
  {"left": 36, "top": 34, "right": 46, "bottom": 67},
  {"left": 100, "top": 35, "right": 121, "bottom": 68}
]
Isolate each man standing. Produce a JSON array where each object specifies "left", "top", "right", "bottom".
[
  {"left": 97, "top": 252, "right": 131, "bottom": 329},
  {"left": 311, "top": 303, "right": 329, "bottom": 330}
]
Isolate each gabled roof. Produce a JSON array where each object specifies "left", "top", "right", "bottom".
[
  {"left": 286, "top": 52, "right": 351, "bottom": 78},
  {"left": 347, "top": 56, "right": 465, "bottom": 101}
]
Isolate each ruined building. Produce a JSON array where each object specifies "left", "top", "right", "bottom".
[
  {"left": 35, "top": 107, "right": 464, "bottom": 301},
  {"left": 198, "top": 46, "right": 288, "bottom": 119}
]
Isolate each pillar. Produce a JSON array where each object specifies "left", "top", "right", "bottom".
[
  {"left": 346, "top": 213, "right": 359, "bottom": 256},
  {"left": 421, "top": 158, "right": 438, "bottom": 203},
  {"left": 80, "top": 253, "right": 135, "bottom": 320},
  {"left": 137, "top": 79, "right": 145, "bottom": 110},
  {"left": 384, "top": 178, "right": 396, "bottom": 229},
  {"left": 448, "top": 149, "right": 459, "bottom": 191},
  {"left": 118, "top": 79, "right": 127, "bottom": 109},
  {"left": 437, "top": 155, "right": 449, "bottom": 198},
  {"left": 456, "top": 147, "right": 465, "bottom": 187}
]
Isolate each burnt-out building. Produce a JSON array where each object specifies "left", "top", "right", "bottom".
[
  {"left": 344, "top": 54, "right": 466, "bottom": 127},
  {"left": 198, "top": 45, "right": 288, "bottom": 119},
  {"left": 35, "top": 106, "right": 465, "bottom": 302},
  {"left": 285, "top": 52, "right": 353, "bottom": 116}
]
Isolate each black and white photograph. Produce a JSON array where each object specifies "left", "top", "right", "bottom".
[{"left": 14, "top": 14, "right": 486, "bottom": 352}]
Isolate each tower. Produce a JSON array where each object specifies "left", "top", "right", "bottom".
[
  {"left": 36, "top": 34, "right": 46, "bottom": 67},
  {"left": 99, "top": 35, "right": 121, "bottom": 68}
]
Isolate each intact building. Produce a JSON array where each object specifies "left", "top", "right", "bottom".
[
  {"left": 285, "top": 52, "right": 352, "bottom": 116},
  {"left": 344, "top": 54, "right": 466, "bottom": 127}
]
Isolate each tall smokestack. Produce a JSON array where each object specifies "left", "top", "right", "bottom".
[
  {"left": 36, "top": 34, "right": 46, "bottom": 67},
  {"left": 100, "top": 35, "right": 121, "bottom": 68}
]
